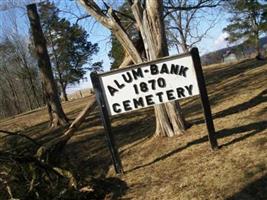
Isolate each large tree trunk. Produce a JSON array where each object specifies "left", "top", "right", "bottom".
[
  {"left": 131, "top": 0, "right": 187, "bottom": 136},
  {"left": 26, "top": 4, "right": 68, "bottom": 128},
  {"left": 79, "top": 0, "right": 187, "bottom": 137}
]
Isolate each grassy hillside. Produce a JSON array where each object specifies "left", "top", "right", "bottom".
[{"left": 0, "top": 58, "right": 266, "bottom": 199}]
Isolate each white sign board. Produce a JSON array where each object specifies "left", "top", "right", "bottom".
[{"left": 98, "top": 54, "right": 199, "bottom": 116}]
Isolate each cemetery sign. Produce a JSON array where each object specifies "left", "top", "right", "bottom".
[
  {"left": 91, "top": 48, "right": 218, "bottom": 174},
  {"left": 99, "top": 53, "right": 199, "bottom": 116}
]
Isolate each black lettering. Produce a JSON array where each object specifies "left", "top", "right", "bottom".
[
  {"left": 158, "top": 78, "right": 166, "bottom": 88},
  {"left": 132, "top": 68, "right": 144, "bottom": 80},
  {"left": 145, "top": 95, "right": 155, "bottom": 105},
  {"left": 150, "top": 64, "right": 159, "bottom": 75},
  {"left": 166, "top": 90, "right": 175, "bottom": 100},
  {"left": 140, "top": 82, "right": 149, "bottom": 92},
  {"left": 122, "top": 72, "right": 133, "bottom": 83},
  {"left": 123, "top": 100, "right": 132, "bottom": 111},
  {"left": 112, "top": 103, "right": 121, "bottom": 113},
  {"left": 114, "top": 80, "right": 125, "bottom": 89},
  {"left": 148, "top": 79, "right": 156, "bottom": 90},
  {"left": 133, "top": 84, "right": 139, "bottom": 94},
  {"left": 185, "top": 85, "right": 193, "bottom": 95},
  {"left": 155, "top": 92, "right": 164, "bottom": 102},
  {"left": 179, "top": 65, "right": 188, "bottom": 77},
  {"left": 107, "top": 86, "right": 118, "bottom": 96},
  {"left": 160, "top": 63, "right": 169, "bottom": 74},
  {"left": 133, "top": 97, "right": 144, "bottom": 108},
  {"left": 170, "top": 64, "right": 179, "bottom": 74},
  {"left": 176, "top": 87, "right": 185, "bottom": 98}
]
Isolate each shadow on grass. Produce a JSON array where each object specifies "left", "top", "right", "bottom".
[
  {"left": 191, "top": 88, "right": 267, "bottom": 125},
  {"left": 204, "top": 59, "right": 267, "bottom": 86},
  {"left": 82, "top": 177, "right": 129, "bottom": 200},
  {"left": 226, "top": 174, "right": 267, "bottom": 200},
  {"left": 182, "top": 59, "right": 267, "bottom": 119},
  {"left": 1, "top": 109, "right": 130, "bottom": 199},
  {"left": 213, "top": 89, "right": 267, "bottom": 120},
  {"left": 127, "top": 120, "right": 267, "bottom": 173},
  {"left": 3, "top": 59, "right": 266, "bottom": 198},
  {"left": 57, "top": 108, "right": 155, "bottom": 183}
]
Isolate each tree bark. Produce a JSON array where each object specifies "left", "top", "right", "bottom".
[{"left": 26, "top": 4, "right": 68, "bottom": 128}]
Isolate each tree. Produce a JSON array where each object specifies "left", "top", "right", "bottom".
[
  {"left": 63, "top": 0, "right": 227, "bottom": 140},
  {"left": 39, "top": 2, "right": 99, "bottom": 101},
  {"left": 77, "top": 0, "right": 223, "bottom": 137},
  {"left": 223, "top": 0, "right": 267, "bottom": 58},
  {"left": 0, "top": 36, "right": 44, "bottom": 117},
  {"left": 89, "top": 61, "right": 104, "bottom": 72},
  {"left": 26, "top": 3, "right": 68, "bottom": 127},
  {"left": 165, "top": 0, "right": 220, "bottom": 53},
  {"left": 108, "top": 0, "right": 221, "bottom": 68},
  {"left": 78, "top": 0, "right": 188, "bottom": 137},
  {"left": 0, "top": 41, "right": 22, "bottom": 114},
  {"left": 0, "top": 7, "right": 45, "bottom": 116},
  {"left": 9, "top": 34, "right": 42, "bottom": 108},
  {"left": 109, "top": 34, "right": 125, "bottom": 69}
]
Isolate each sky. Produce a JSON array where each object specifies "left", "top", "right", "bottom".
[{"left": 0, "top": 0, "right": 231, "bottom": 94}]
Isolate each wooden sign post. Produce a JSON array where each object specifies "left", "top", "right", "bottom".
[
  {"left": 91, "top": 47, "right": 218, "bottom": 174},
  {"left": 191, "top": 48, "right": 218, "bottom": 149}
]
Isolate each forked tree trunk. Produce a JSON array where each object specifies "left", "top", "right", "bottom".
[
  {"left": 79, "top": 0, "right": 187, "bottom": 137},
  {"left": 27, "top": 4, "right": 68, "bottom": 128},
  {"left": 131, "top": 0, "right": 187, "bottom": 136}
]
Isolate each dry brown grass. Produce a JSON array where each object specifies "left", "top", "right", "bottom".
[{"left": 0, "top": 58, "right": 266, "bottom": 199}]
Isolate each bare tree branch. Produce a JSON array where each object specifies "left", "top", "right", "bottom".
[
  {"left": 78, "top": 0, "right": 142, "bottom": 63},
  {"left": 164, "top": 0, "right": 223, "bottom": 18},
  {"left": 0, "top": 130, "right": 41, "bottom": 146}
]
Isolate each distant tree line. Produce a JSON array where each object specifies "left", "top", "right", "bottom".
[
  {"left": 0, "top": 36, "right": 43, "bottom": 117},
  {"left": 0, "top": 1, "right": 101, "bottom": 120}
]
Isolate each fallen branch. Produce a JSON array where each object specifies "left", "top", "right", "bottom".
[
  {"left": 0, "top": 151, "right": 77, "bottom": 189},
  {"left": 0, "top": 130, "right": 40, "bottom": 146},
  {"left": 36, "top": 57, "right": 132, "bottom": 157},
  {"left": 36, "top": 97, "right": 97, "bottom": 159}
]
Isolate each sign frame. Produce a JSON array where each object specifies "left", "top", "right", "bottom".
[{"left": 91, "top": 47, "right": 218, "bottom": 174}]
